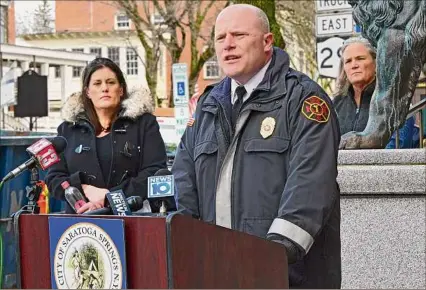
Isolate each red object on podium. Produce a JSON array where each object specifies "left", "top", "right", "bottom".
[{"left": 18, "top": 213, "right": 289, "bottom": 288}]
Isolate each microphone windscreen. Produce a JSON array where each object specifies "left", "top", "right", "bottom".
[
  {"left": 51, "top": 136, "right": 67, "bottom": 153},
  {"left": 106, "top": 189, "right": 131, "bottom": 216},
  {"left": 127, "top": 196, "right": 144, "bottom": 211},
  {"left": 154, "top": 168, "right": 172, "bottom": 176}
]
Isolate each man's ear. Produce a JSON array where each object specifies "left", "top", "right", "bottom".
[{"left": 264, "top": 33, "right": 274, "bottom": 51}]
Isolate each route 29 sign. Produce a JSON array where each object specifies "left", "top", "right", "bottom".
[{"left": 316, "top": 36, "right": 346, "bottom": 78}]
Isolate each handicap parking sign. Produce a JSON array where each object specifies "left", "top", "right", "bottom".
[
  {"left": 177, "top": 82, "right": 185, "bottom": 96},
  {"left": 172, "top": 63, "right": 189, "bottom": 105}
]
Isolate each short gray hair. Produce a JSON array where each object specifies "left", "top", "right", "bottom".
[
  {"left": 333, "top": 36, "right": 377, "bottom": 97},
  {"left": 219, "top": 4, "right": 270, "bottom": 33},
  {"left": 255, "top": 8, "right": 270, "bottom": 33}
]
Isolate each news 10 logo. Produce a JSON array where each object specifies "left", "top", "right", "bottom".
[{"left": 147, "top": 175, "right": 175, "bottom": 198}]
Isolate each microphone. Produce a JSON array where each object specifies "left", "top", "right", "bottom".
[
  {"left": 83, "top": 191, "right": 144, "bottom": 216},
  {"left": 1, "top": 136, "right": 67, "bottom": 183},
  {"left": 147, "top": 169, "right": 176, "bottom": 215}
]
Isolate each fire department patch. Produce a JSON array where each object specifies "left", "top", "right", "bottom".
[{"left": 301, "top": 96, "right": 330, "bottom": 123}]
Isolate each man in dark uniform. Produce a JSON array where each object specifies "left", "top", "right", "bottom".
[{"left": 171, "top": 4, "right": 341, "bottom": 288}]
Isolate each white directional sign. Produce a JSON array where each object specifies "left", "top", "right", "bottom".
[
  {"left": 172, "top": 63, "right": 189, "bottom": 105},
  {"left": 316, "top": 0, "right": 352, "bottom": 12},
  {"left": 316, "top": 13, "right": 353, "bottom": 37},
  {"left": 174, "top": 105, "right": 190, "bottom": 139},
  {"left": 317, "top": 36, "right": 345, "bottom": 78}
]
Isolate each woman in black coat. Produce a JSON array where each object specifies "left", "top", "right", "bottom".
[
  {"left": 45, "top": 57, "right": 168, "bottom": 214},
  {"left": 333, "top": 37, "right": 414, "bottom": 148}
]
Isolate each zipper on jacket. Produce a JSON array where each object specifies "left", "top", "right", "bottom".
[
  {"left": 106, "top": 123, "right": 116, "bottom": 186},
  {"left": 118, "top": 170, "right": 129, "bottom": 185},
  {"left": 352, "top": 107, "right": 360, "bottom": 131}
]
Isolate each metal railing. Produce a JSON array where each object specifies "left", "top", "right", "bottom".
[{"left": 0, "top": 111, "right": 27, "bottom": 131}]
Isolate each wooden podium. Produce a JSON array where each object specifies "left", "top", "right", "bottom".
[{"left": 18, "top": 213, "right": 288, "bottom": 288}]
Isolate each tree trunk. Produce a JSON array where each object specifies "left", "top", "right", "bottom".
[{"left": 136, "top": 30, "right": 159, "bottom": 107}]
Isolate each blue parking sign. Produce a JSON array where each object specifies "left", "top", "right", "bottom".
[{"left": 177, "top": 82, "right": 185, "bottom": 96}]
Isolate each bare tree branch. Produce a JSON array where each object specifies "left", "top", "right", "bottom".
[
  {"left": 116, "top": 0, "right": 161, "bottom": 105},
  {"left": 116, "top": 0, "right": 228, "bottom": 106}
]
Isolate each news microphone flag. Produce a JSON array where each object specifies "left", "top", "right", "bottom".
[
  {"left": 26, "top": 138, "right": 61, "bottom": 170},
  {"left": 1, "top": 136, "right": 67, "bottom": 183},
  {"left": 105, "top": 189, "right": 132, "bottom": 216},
  {"left": 147, "top": 175, "right": 175, "bottom": 199}
]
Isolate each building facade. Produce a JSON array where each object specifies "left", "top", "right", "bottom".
[
  {"left": 3, "top": 1, "right": 225, "bottom": 134},
  {"left": 3, "top": 0, "right": 314, "bottom": 139}
]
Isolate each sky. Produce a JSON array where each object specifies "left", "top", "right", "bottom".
[
  {"left": 15, "top": 0, "right": 55, "bottom": 15},
  {"left": 14, "top": 0, "right": 55, "bottom": 33}
]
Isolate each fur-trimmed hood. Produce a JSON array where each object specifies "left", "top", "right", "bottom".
[{"left": 61, "top": 87, "right": 154, "bottom": 123}]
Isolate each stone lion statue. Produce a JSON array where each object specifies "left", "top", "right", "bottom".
[{"left": 340, "top": 0, "right": 426, "bottom": 149}]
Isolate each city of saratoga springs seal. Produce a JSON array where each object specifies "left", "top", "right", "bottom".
[{"left": 53, "top": 222, "right": 123, "bottom": 289}]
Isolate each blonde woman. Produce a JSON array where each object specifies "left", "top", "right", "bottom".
[{"left": 333, "top": 37, "right": 415, "bottom": 148}]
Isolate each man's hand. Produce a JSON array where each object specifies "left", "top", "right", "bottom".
[{"left": 267, "top": 233, "right": 303, "bottom": 264}]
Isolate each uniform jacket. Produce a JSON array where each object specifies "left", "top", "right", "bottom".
[
  {"left": 172, "top": 48, "right": 341, "bottom": 288},
  {"left": 45, "top": 88, "right": 168, "bottom": 213}
]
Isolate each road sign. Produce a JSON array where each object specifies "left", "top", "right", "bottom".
[
  {"left": 316, "top": 13, "right": 353, "bottom": 37},
  {"left": 317, "top": 36, "right": 346, "bottom": 78},
  {"left": 172, "top": 63, "right": 189, "bottom": 105},
  {"left": 177, "top": 81, "right": 185, "bottom": 96},
  {"left": 174, "top": 105, "right": 190, "bottom": 139},
  {"left": 316, "top": 0, "right": 352, "bottom": 12}
]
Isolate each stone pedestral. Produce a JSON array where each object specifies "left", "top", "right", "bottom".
[{"left": 338, "top": 149, "right": 426, "bottom": 289}]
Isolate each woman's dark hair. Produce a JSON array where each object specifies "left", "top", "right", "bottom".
[{"left": 81, "top": 57, "right": 128, "bottom": 133}]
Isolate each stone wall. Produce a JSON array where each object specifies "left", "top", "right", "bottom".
[{"left": 338, "top": 149, "right": 426, "bottom": 289}]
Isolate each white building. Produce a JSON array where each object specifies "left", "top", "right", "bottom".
[
  {"left": 1, "top": 30, "right": 167, "bottom": 133},
  {"left": 0, "top": 43, "right": 96, "bottom": 131}
]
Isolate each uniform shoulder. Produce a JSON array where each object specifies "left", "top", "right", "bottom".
[
  {"left": 197, "top": 82, "right": 218, "bottom": 104},
  {"left": 287, "top": 69, "right": 329, "bottom": 102}
]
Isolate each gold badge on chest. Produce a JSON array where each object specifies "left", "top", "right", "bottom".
[{"left": 260, "top": 117, "right": 276, "bottom": 138}]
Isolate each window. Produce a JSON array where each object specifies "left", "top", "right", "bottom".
[
  {"left": 204, "top": 58, "right": 220, "bottom": 79},
  {"left": 150, "top": 14, "right": 165, "bottom": 25},
  {"left": 0, "top": 5, "right": 7, "bottom": 43},
  {"left": 72, "top": 67, "right": 83, "bottom": 78},
  {"left": 29, "top": 64, "right": 41, "bottom": 74},
  {"left": 108, "top": 47, "right": 120, "bottom": 65},
  {"left": 71, "top": 48, "right": 84, "bottom": 78},
  {"left": 126, "top": 48, "right": 138, "bottom": 75},
  {"left": 54, "top": 66, "right": 60, "bottom": 78},
  {"left": 90, "top": 47, "right": 102, "bottom": 58},
  {"left": 115, "top": 14, "right": 131, "bottom": 30}
]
